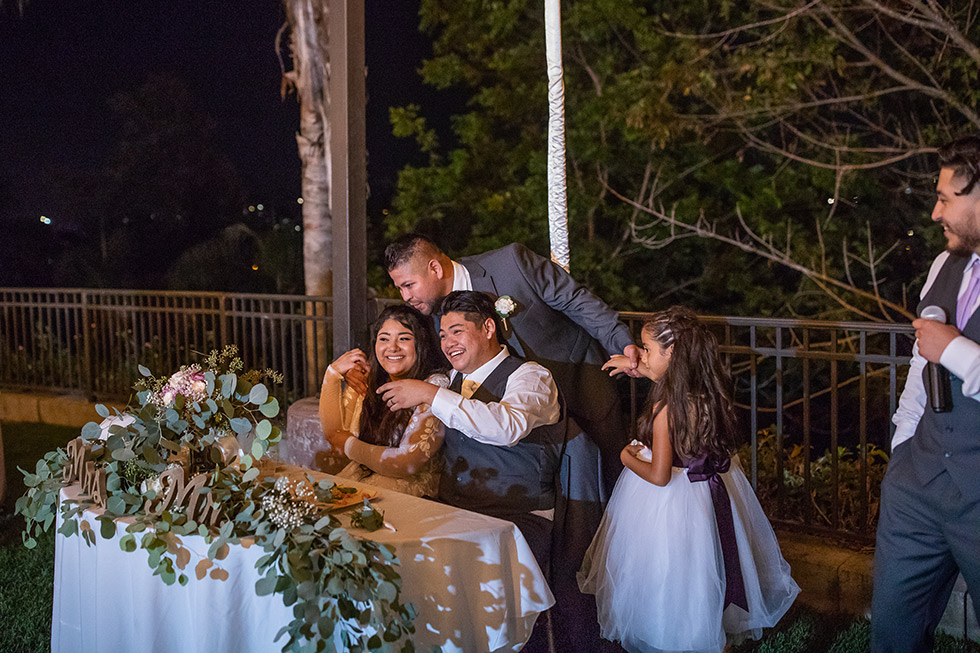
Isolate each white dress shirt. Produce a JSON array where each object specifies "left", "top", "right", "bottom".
[
  {"left": 451, "top": 260, "right": 473, "bottom": 291},
  {"left": 892, "top": 251, "right": 980, "bottom": 448},
  {"left": 430, "top": 345, "right": 561, "bottom": 447}
]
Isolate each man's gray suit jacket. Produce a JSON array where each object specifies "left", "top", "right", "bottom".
[{"left": 459, "top": 242, "right": 633, "bottom": 432}]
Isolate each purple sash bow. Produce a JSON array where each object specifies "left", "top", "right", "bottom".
[{"left": 687, "top": 454, "right": 748, "bottom": 611}]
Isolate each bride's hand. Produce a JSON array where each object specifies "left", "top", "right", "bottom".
[
  {"left": 330, "top": 349, "right": 368, "bottom": 376},
  {"left": 602, "top": 354, "right": 633, "bottom": 377}
]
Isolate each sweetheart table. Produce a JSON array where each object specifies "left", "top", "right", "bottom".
[{"left": 51, "top": 466, "right": 554, "bottom": 653}]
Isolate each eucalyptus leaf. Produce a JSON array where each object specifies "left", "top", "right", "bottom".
[
  {"left": 242, "top": 467, "right": 260, "bottom": 483},
  {"left": 260, "top": 397, "right": 280, "bottom": 418},
  {"left": 230, "top": 417, "right": 251, "bottom": 435},
  {"left": 317, "top": 616, "right": 335, "bottom": 638},
  {"left": 99, "top": 517, "right": 117, "bottom": 539},
  {"left": 256, "top": 420, "right": 272, "bottom": 441},
  {"left": 119, "top": 533, "right": 138, "bottom": 552},
  {"left": 255, "top": 575, "right": 278, "bottom": 596},
  {"left": 251, "top": 439, "right": 266, "bottom": 459},
  {"left": 138, "top": 364, "right": 152, "bottom": 377},
  {"left": 219, "top": 373, "right": 237, "bottom": 398},
  {"left": 111, "top": 448, "right": 136, "bottom": 462},
  {"left": 106, "top": 496, "right": 127, "bottom": 515},
  {"left": 80, "top": 421, "right": 102, "bottom": 440},
  {"left": 249, "top": 383, "right": 269, "bottom": 405},
  {"left": 95, "top": 404, "right": 110, "bottom": 418},
  {"left": 58, "top": 519, "right": 78, "bottom": 538}
]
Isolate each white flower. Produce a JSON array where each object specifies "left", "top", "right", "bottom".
[{"left": 495, "top": 295, "right": 517, "bottom": 318}]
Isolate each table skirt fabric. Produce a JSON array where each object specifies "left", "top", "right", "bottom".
[{"left": 52, "top": 468, "right": 554, "bottom": 653}]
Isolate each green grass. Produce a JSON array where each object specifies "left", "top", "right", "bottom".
[
  {"left": 0, "top": 526, "right": 54, "bottom": 653},
  {"left": 1, "top": 421, "right": 78, "bottom": 653},
  {"left": 728, "top": 603, "right": 980, "bottom": 653}
]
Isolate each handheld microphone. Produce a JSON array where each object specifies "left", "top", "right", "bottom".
[{"left": 920, "top": 305, "right": 953, "bottom": 413}]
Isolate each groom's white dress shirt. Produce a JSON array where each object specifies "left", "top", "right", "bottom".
[{"left": 430, "top": 345, "right": 560, "bottom": 447}]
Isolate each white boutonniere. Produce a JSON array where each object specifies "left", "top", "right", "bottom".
[{"left": 494, "top": 295, "right": 517, "bottom": 333}]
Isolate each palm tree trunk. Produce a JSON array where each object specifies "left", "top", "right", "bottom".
[{"left": 284, "top": 0, "right": 332, "bottom": 393}]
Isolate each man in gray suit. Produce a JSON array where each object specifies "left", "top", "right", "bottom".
[
  {"left": 384, "top": 234, "right": 638, "bottom": 650},
  {"left": 872, "top": 136, "right": 980, "bottom": 651}
]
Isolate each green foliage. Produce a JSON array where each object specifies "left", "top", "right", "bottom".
[
  {"left": 739, "top": 428, "right": 889, "bottom": 535},
  {"left": 13, "top": 346, "right": 412, "bottom": 652},
  {"left": 390, "top": 0, "right": 971, "bottom": 318}
]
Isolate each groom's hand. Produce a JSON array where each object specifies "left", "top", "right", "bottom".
[
  {"left": 378, "top": 380, "right": 438, "bottom": 412},
  {"left": 344, "top": 365, "right": 369, "bottom": 397},
  {"left": 623, "top": 344, "right": 642, "bottom": 377}
]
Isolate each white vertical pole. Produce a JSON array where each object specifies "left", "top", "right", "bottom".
[{"left": 545, "top": 0, "right": 570, "bottom": 271}]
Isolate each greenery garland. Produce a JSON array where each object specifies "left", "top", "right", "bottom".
[{"left": 16, "top": 345, "right": 415, "bottom": 652}]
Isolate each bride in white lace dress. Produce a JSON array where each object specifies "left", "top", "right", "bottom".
[{"left": 319, "top": 304, "right": 449, "bottom": 497}]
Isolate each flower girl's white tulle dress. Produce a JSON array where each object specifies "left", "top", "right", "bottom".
[{"left": 577, "top": 449, "right": 800, "bottom": 653}]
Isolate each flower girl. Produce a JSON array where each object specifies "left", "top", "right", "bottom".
[{"left": 578, "top": 307, "right": 799, "bottom": 652}]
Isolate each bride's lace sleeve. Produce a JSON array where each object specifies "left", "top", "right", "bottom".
[
  {"left": 345, "top": 373, "right": 448, "bottom": 478},
  {"left": 319, "top": 367, "right": 362, "bottom": 438}
]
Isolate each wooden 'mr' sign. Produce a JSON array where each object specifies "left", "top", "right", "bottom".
[
  {"left": 144, "top": 467, "right": 224, "bottom": 528},
  {"left": 63, "top": 438, "right": 107, "bottom": 508}
]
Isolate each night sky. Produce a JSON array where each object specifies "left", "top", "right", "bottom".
[{"left": 0, "top": 0, "right": 444, "bottom": 272}]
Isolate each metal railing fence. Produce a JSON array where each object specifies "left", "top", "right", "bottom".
[
  {"left": 1, "top": 289, "right": 915, "bottom": 540},
  {"left": 0, "top": 288, "right": 348, "bottom": 406}
]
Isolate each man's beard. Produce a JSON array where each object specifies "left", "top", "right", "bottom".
[
  {"left": 946, "top": 225, "right": 980, "bottom": 257},
  {"left": 943, "top": 223, "right": 980, "bottom": 257}
]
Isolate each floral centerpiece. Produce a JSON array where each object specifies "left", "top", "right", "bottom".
[{"left": 16, "top": 345, "right": 415, "bottom": 652}]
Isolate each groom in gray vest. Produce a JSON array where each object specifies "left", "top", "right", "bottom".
[
  {"left": 378, "top": 291, "right": 565, "bottom": 652},
  {"left": 380, "top": 290, "right": 566, "bottom": 566},
  {"left": 872, "top": 136, "right": 980, "bottom": 651},
  {"left": 383, "top": 234, "right": 639, "bottom": 650}
]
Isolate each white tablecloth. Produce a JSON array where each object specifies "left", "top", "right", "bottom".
[{"left": 52, "top": 468, "right": 554, "bottom": 653}]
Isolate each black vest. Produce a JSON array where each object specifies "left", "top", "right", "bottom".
[
  {"left": 438, "top": 355, "right": 566, "bottom": 517},
  {"left": 913, "top": 254, "right": 980, "bottom": 501}
]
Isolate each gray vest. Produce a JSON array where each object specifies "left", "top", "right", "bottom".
[
  {"left": 438, "top": 355, "right": 566, "bottom": 517},
  {"left": 912, "top": 254, "right": 980, "bottom": 501}
]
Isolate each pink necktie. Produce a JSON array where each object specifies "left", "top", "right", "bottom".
[{"left": 957, "top": 259, "right": 980, "bottom": 330}]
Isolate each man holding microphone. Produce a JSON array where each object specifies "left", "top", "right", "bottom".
[{"left": 872, "top": 136, "right": 980, "bottom": 651}]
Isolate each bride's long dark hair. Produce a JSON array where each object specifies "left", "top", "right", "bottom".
[
  {"left": 637, "top": 306, "right": 738, "bottom": 462},
  {"left": 357, "top": 304, "right": 446, "bottom": 447}
]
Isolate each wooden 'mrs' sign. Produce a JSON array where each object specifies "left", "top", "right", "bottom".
[{"left": 63, "top": 438, "right": 107, "bottom": 508}]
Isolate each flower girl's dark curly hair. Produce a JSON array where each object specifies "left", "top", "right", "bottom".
[{"left": 637, "top": 306, "right": 738, "bottom": 462}]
